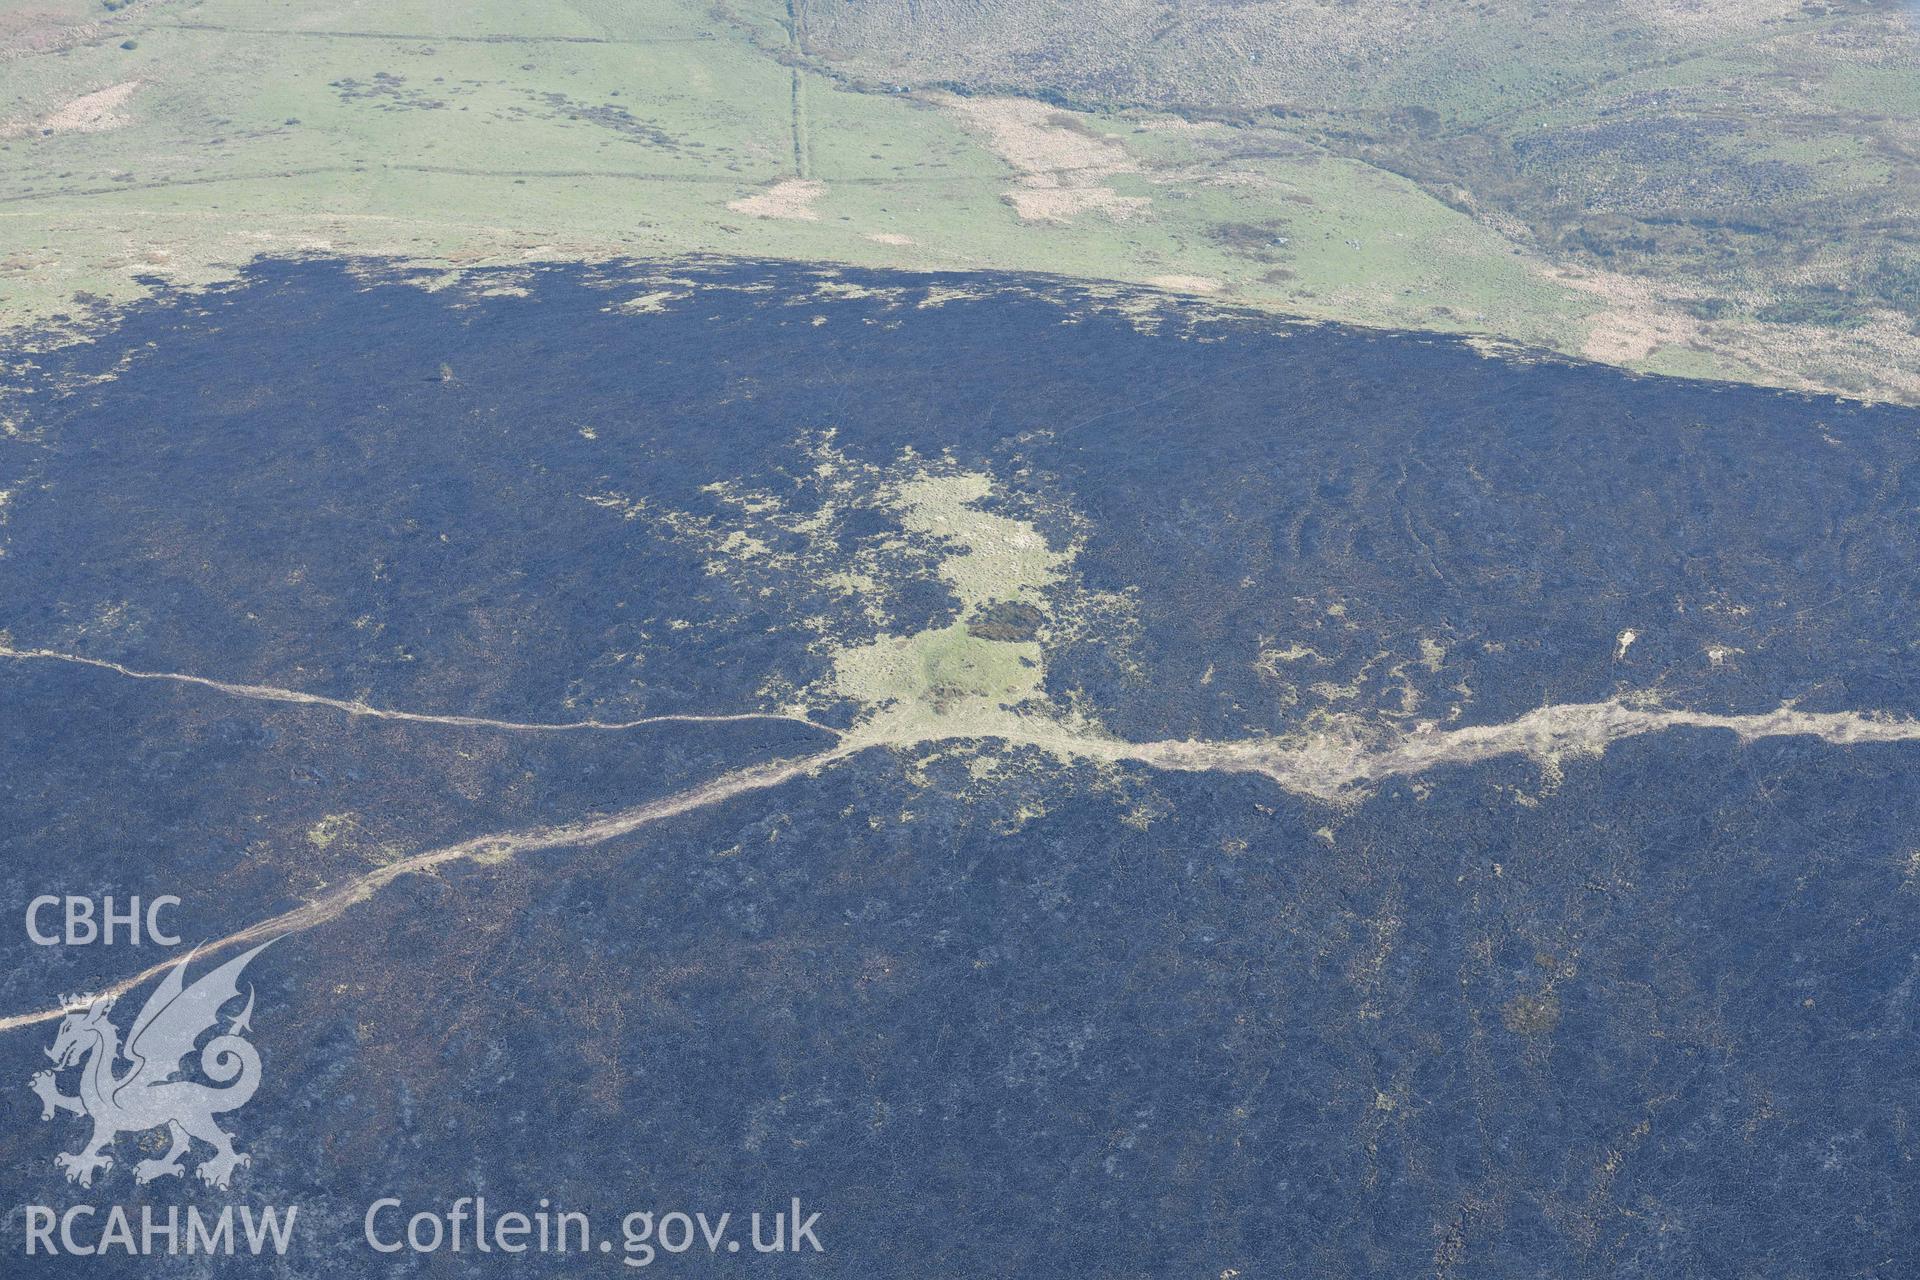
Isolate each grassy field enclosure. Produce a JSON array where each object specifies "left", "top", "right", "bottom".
[{"left": 1, "top": 0, "right": 1914, "bottom": 398}]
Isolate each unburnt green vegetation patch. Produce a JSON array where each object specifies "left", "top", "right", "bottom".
[
  {"left": 4, "top": 0, "right": 1912, "bottom": 399},
  {"left": 796, "top": 0, "right": 1920, "bottom": 400}
]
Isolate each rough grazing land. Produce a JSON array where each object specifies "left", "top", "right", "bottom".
[
  {"left": 797, "top": 0, "right": 1920, "bottom": 399},
  {"left": 3, "top": 0, "right": 1913, "bottom": 398}
]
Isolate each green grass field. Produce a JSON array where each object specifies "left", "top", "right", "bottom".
[{"left": 1, "top": 0, "right": 1912, "bottom": 400}]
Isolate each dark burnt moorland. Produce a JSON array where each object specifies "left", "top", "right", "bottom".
[{"left": 1, "top": 259, "right": 1916, "bottom": 1277}]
